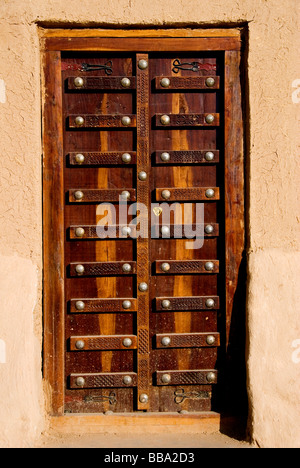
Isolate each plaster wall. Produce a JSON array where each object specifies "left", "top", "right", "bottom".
[{"left": 0, "top": 0, "right": 299, "bottom": 448}]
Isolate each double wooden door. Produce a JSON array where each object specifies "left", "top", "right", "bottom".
[{"left": 43, "top": 32, "right": 244, "bottom": 415}]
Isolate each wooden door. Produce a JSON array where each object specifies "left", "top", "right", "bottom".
[{"left": 42, "top": 31, "right": 244, "bottom": 415}]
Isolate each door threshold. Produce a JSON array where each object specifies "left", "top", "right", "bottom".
[{"left": 50, "top": 411, "right": 221, "bottom": 435}]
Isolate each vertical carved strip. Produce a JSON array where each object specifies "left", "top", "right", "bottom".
[{"left": 136, "top": 54, "right": 150, "bottom": 410}]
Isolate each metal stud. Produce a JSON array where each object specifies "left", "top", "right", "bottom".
[
  {"left": 75, "top": 340, "right": 85, "bottom": 350},
  {"left": 75, "top": 116, "right": 84, "bottom": 126},
  {"left": 76, "top": 377, "right": 85, "bottom": 387},
  {"left": 160, "top": 152, "right": 170, "bottom": 162},
  {"left": 160, "top": 77, "right": 170, "bottom": 88},
  {"left": 206, "top": 335, "right": 216, "bottom": 345},
  {"left": 75, "top": 153, "right": 85, "bottom": 164},
  {"left": 75, "top": 264, "right": 85, "bottom": 275},
  {"left": 161, "top": 263, "right": 170, "bottom": 273},
  {"left": 74, "top": 190, "right": 84, "bottom": 201},
  {"left": 161, "top": 374, "right": 172, "bottom": 384},
  {"left": 75, "top": 300, "right": 85, "bottom": 311},
  {"left": 138, "top": 59, "right": 148, "bottom": 70},
  {"left": 120, "top": 77, "right": 131, "bottom": 88},
  {"left": 74, "top": 77, "right": 84, "bottom": 88},
  {"left": 122, "top": 300, "right": 132, "bottom": 309},
  {"left": 138, "top": 171, "right": 147, "bottom": 181},
  {"left": 161, "top": 226, "right": 170, "bottom": 237},
  {"left": 121, "top": 226, "right": 132, "bottom": 237},
  {"left": 123, "top": 375, "right": 133, "bottom": 385},
  {"left": 120, "top": 190, "right": 131, "bottom": 200},
  {"left": 205, "top": 114, "right": 215, "bottom": 124},
  {"left": 122, "top": 337, "right": 133, "bottom": 347},
  {"left": 122, "top": 263, "right": 132, "bottom": 273},
  {"left": 205, "top": 77, "right": 215, "bottom": 87},
  {"left": 206, "top": 371, "right": 217, "bottom": 383},
  {"left": 161, "top": 336, "right": 171, "bottom": 347},
  {"left": 205, "top": 298, "right": 215, "bottom": 308},
  {"left": 205, "top": 261, "right": 214, "bottom": 271},
  {"left": 204, "top": 151, "right": 214, "bottom": 161},
  {"left": 160, "top": 114, "right": 170, "bottom": 125},
  {"left": 138, "top": 282, "right": 148, "bottom": 292},
  {"left": 121, "top": 152, "right": 132, "bottom": 163},
  {"left": 161, "top": 299, "right": 171, "bottom": 309},
  {"left": 205, "top": 224, "right": 214, "bottom": 234},
  {"left": 75, "top": 227, "right": 85, "bottom": 238},
  {"left": 205, "top": 188, "right": 215, "bottom": 198},
  {"left": 121, "top": 116, "right": 131, "bottom": 126},
  {"left": 139, "top": 393, "right": 149, "bottom": 403},
  {"left": 161, "top": 189, "right": 171, "bottom": 200}
]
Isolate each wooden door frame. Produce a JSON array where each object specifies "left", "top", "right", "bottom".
[{"left": 41, "top": 28, "right": 244, "bottom": 419}]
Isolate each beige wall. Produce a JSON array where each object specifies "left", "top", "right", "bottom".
[{"left": 0, "top": 0, "right": 299, "bottom": 448}]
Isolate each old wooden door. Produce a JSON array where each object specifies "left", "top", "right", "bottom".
[{"left": 42, "top": 31, "right": 244, "bottom": 415}]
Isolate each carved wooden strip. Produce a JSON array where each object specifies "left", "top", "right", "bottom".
[
  {"left": 155, "top": 113, "right": 219, "bottom": 127},
  {"left": 136, "top": 53, "right": 151, "bottom": 410},
  {"left": 70, "top": 335, "right": 137, "bottom": 350},
  {"left": 69, "top": 152, "right": 137, "bottom": 166},
  {"left": 153, "top": 223, "right": 219, "bottom": 238},
  {"left": 155, "top": 260, "right": 219, "bottom": 274},
  {"left": 69, "top": 261, "right": 137, "bottom": 277},
  {"left": 155, "top": 296, "right": 220, "bottom": 311},
  {"left": 68, "top": 189, "right": 136, "bottom": 203},
  {"left": 70, "top": 223, "right": 219, "bottom": 239},
  {"left": 69, "top": 298, "right": 137, "bottom": 313},
  {"left": 154, "top": 76, "right": 220, "bottom": 90},
  {"left": 69, "top": 372, "right": 137, "bottom": 389},
  {"left": 156, "top": 333, "right": 220, "bottom": 348},
  {"left": 156, "top": 187, "right": 219, "bottom": 201},
  {"left": 69, "top": 225, "right": 138, "bottom": 239},
  {"left": 156, "top": 370, "right": 218, "bottom": 386},
  {"left": 67, "top": 76, "right": 136, "bottom": 90},
  {"left": 68, "top": 114, "right": 136, "bottom": 128},
  {"left": 155, "top": 150, "right": 219, "bottom": 164}
]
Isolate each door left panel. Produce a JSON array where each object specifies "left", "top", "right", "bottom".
[{"left": 62, "top": 54, "right": 136, "bottom": 413}]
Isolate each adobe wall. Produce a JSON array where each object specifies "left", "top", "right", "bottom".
[{"left": 0, "top": 0, "right": 299, "bottom": 448}]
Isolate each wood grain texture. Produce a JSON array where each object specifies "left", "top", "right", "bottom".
[
  {"left": 42, "top": 50, "right": 65, "bottom": 415},
  {"left": 44, "top": 37, "right": 241, "bottom": 52}
]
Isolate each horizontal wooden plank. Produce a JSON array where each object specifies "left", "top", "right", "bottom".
[
  {"left": 155, "top": 113, "right": 219, "bottom": 127},
  {"left": 69, "top": 152, "right": 137, "bottom": 166},
  {"left": 156, "top": 370, "right": 218, "bottom": 386},
  {"left": 155, "top": 296, "right": 220, "bottom": 311},
  {"left": 154, "top": 150, "right": 219, "bottom": 164},
  {"left": 68, "top": 189, "right": 136, "bottom": 203},
  {"left": 69, "top": 261, "right": 137, "bottom": 277},
  {"left": 155, "top": 260, "right": 219, "bottom": 274},
  {"left": 154, "top": 76, "right": 220, "bottom": 90},
  {"left": 44, "top": 37, "right": 241, "bottom": 52},
  {"left": 67, "top": 76, "right": 136, "bottom": 90},
  {"left": 69, "top": 298, "right": 137, "bottom": 313},
  {"left": 69, "top": 335, "right": 137, "bottom": 350},
  {"left": 155, "top": 187, "right": 220, "bottom": 201},
  {"left": 156, "top": 333, "right": 220, "bottom": 348},
  {"left": 69, "top": 372, "right": 137, "bottom": 389},
  {"left": 68, "top": 114, "right": 136, "bottom": 128},
  {"left": 42, "top": 28, "right": 242, "bottom": 38}
]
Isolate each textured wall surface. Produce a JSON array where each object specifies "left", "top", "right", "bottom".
[{"left": 0, "top": 0, "right": 299, "bottom": 448}]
